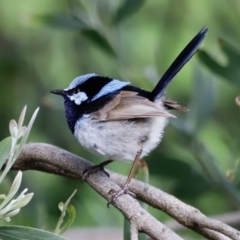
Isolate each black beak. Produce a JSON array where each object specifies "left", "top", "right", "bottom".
[{"left": 50, "top": 89, "right": 66, "bottom": 96}]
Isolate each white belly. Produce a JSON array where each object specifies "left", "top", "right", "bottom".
[{"left": 74, "top": 114, "right": 168, "bottom": 162}]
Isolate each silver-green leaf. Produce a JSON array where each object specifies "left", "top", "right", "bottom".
[
  {"left": 0, "top": 137, "right": 12, "bottom": 170},
  {"left": 0, "top": 226, "right": 66, "bottom": 240}
]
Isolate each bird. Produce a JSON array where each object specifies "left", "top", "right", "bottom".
[{"left": 51, "top": 26, "right": 208, "bottom": 205}]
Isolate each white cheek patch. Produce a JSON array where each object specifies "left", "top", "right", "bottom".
[
  {"left": 69, "top": 92, "right": 88, "bottom": 105},
  {"left": 92, "top": 79, "right": 130, "bottom": 101}
]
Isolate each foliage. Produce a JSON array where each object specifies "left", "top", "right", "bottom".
[
  {"left": 0, "top": 226, "right": 66, "bottom": 240},
  {"left": 0, "top": 106, "right": 38, "bottom": 222},
  {"left": 0, "top": 107, "right": 78, "bottom": 239},
  {"left": 55, "top": 190, "right": 77, "bottom": 235}
]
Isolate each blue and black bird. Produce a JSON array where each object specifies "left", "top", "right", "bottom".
[{"left": 51, "top": 27, "right": 208, "bottom": 204}]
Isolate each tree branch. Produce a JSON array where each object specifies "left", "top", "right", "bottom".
[
  {"left": 110, "top": 173, "right": 239, "bottom": 240},
  {"left": 130, "top": 220, "right": 138, "bottom": 240},
  {"left": 12, "top": 143, "right": 240, "bottom": 240},
  {"left": 165, "top": 211, "right": 240, "bottom": 232}
]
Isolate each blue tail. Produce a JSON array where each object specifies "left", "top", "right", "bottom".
[{"left": 150, "top": 26, "right": 208, "bottom": 101}]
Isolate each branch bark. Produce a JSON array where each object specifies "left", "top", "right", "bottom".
[
  {"left": 130, "top": 221, "right": 138, "bottom": 240},
  {"left": 12, "top": 142, "right": 240, "bottom": 240},
  {"left": 165, "top": 211, "right": 240, "bottom": 232}
]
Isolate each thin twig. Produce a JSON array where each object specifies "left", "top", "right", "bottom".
[{"left": 130, "top": 220, "right": 138, "bottom": 240}]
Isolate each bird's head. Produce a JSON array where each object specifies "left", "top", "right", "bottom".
[{"left": 51, "top": 73, "right": 130, "bottom": 106}]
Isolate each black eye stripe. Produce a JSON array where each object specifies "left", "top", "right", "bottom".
[{"left": 67, "top": 88, "right": 81, "bottom": 95}]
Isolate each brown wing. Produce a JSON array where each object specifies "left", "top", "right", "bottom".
[
  {"left": 164, "top": 99, "right": 189, "bottom": 112},
  {"left": 91, "top": 91, "right": 175, "bottom": 121}
]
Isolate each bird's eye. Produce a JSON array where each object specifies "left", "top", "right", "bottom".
[{"left": 74, "top": 88, "right": 80, "bottom": 94}]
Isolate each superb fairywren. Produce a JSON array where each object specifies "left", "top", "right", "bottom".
[{"left": 51, "top": 27, "right": 208, "bottom": 205}]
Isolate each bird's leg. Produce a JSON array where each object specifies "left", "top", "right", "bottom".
[
  {"left": 82, "top": 159, "right": 114, "bottom": 181},
  {"left": 108, "top": 146, "right": 143, "bottom": 207}
]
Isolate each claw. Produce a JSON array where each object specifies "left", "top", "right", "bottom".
[
  {"left": 82, "top": 165, "right": 110, "bottom": 181},
  {"left": 81, "top": 160, "right": 113, "bottom": 181},
  {"left": 107, "top": 186, "right": 136, "bottom": 208}
]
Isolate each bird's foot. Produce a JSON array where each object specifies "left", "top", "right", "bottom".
[
  {"left": 82, "top": 164, "right": 109, "bottom": 181},
  {"left": 107, "top": 185, "right": 136, "bottom": 207}
]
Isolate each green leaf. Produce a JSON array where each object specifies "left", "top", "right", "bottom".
[
  {"left": 226, "top": 160, "right": 240, "bottom": 183},
  {"left": 148, "top": 155, "right": 209, "bottom": 199},
  {"left": 0, "top": 226, "right": 66, "bottom": 240},
  {"left": 198, "top": 50, "right": 226, "bottom": 76},
  {"left": 184, "top": 69, "right": 215, "bottom": 135},
  {"left": 14, "top": 107, "right": 39, "bottom": 162},
  {"left": 55, "top": 189, "right": 77, "bottom": 235},
  {"left": 17, "top": 106, "right": 26, "bottom": 130},
  {"left": 113, "top": 0, "right": 146, "bottom": 24},
  {"left": 123, "top": 219, "right": 131, "bottom": 240},
  {"left": 58, "top": 204, "right": 76, "bottom": 235},
  {"left": 34, "top": 13, "right": 116, "bottom": 57},
  {"left": 0, "top": 107, "right": 39, "bottom": 185},
  {"left": 33, "top": 14, "right": 88, "bottom": 30},
  {"left": 198, "top": 39, "right": 240, "bottom": 87},
  {"left": 81, "top": 29, "right": 116, "bottom": 57},
  {"left": 0, "top": 137, "right": 12, "bottom": 170},
  {"left": 134, "top": 160, "right": 149, "bottom": 186},
  {"left": 191, "top": 141, "right": 240, "bottom": 208}
]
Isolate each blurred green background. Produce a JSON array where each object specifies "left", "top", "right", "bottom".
[{"left": 1, "top": 0, "right": 240, "bottom": 238}]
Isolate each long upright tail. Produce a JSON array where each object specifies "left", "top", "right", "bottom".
[{"left": 150, "top": 26, "right": 208, "bottom": 101}]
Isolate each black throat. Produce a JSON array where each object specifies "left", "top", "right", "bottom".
[{"left": 63, "top": 96, "right": 80, "bottom": 133}]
